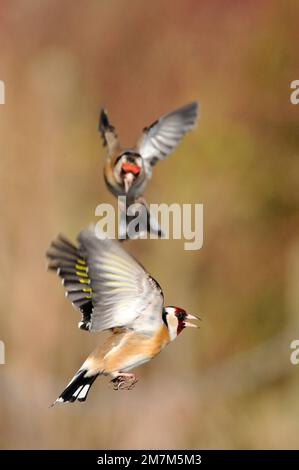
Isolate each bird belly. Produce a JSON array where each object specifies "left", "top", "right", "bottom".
[
  {"left": 102, "top": 328, "right": 169, "bottom": 375},
  {"left": 112, "top": 353, "right": 151, "bottom": 373}
]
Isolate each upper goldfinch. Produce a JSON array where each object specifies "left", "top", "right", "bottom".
[{"left": 100, "top": 102, "right": 199, "bottom": 237}]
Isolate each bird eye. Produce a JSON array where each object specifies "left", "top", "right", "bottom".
[{"left": 176, "top": 312, "right": 185, "bottom": 321}]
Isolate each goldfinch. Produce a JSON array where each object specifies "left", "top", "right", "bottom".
[
  {"left": 99, "top": 102, "right": 199, "bottom": 237},
  {"left": 46, "top": 228, "right": 199, "bottom": 405}
]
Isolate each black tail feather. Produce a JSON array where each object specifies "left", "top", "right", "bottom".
[
  {"left": 118, "top": 206, "right": 164, "bottom": 241},
  {"left": 52, "top": 369, "right": 99, "bottom": 406},
  {"left": 146, "top": 206, "right": 164, "bottom": 238}
]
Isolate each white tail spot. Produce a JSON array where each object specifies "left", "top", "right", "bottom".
[
  {"left": 78, "top": 384, "right": 89, "bottom": 399},
  {"left": 73, "top": 386, "right": 83, "bottom": 399}
]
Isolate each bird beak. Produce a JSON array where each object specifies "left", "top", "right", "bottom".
[
  {"left": 124, "top": 173, "right": 134, "bottom": 193},
  {"left": 184, "top": 313, "right": 201, "bottom": 329}
]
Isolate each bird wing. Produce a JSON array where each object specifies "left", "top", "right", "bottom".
[
  {"left": 46, "top": 235, "right": 94, "bottom": 330},
  {"left": 78, "top": 228, "right": 164, "bottom": 333},
  {"left": 99, "top": 108, "right": 119, "bottom": 156},
  {"left": 47, "top": 229, "right": 164, "bottom": 334},
  {"left": 136, "top": 101, "right": 199, "bottom": 177}
]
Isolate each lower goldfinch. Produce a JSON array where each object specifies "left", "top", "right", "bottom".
[{"left": 46, "top": 228, "right": 200, "bottom": 405}]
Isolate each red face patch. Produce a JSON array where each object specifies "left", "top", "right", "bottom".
[
  {"left": 121, "top": 162, "right": 140, "bottom": 176},
  {"left": 176, "top": 320, "right": 185, "bottom": 335},
  {"left": 175, "top": 308, "right": 187, "bottom": 335}
]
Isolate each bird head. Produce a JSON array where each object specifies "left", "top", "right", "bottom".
[
  {"left": 162, "top": 306, "right": 200, "bottom": 341},
  {"left": 114, "top": 151, "right": 143, "bottom": 193}
]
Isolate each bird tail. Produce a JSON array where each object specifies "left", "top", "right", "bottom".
[
  {"left": 51, "top": 369, "right": 99, "bottom": 406},
  {"left": 146, "top": 205, "right": 164, "bottom": 238}
]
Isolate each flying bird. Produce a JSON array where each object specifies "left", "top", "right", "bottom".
[
  {"left": 46, "top": 228, "right": 200, "bottom": 405},
  {"left": 99, "top": 102, "right": 199, "bottom": 237}
]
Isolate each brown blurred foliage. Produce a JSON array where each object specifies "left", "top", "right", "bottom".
[{"left": 0, "top": 0, "right": 299, "bottom": 449}]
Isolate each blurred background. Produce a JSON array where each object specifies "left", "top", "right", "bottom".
[{"left": 0, "top": 0, "right": 299, "bottom": 450}]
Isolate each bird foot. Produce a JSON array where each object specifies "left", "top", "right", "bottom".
[{"left": 110, "top": 373, "right": 138, "bottom": 391}]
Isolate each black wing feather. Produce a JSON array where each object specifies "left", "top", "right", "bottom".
[{"left": 46, "top": 235, "right": 93, "bottom": 330}]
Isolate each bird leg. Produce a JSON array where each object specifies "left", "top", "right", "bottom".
[{"left": 110, "top": 373, "right": 138, "bottom": 391}]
